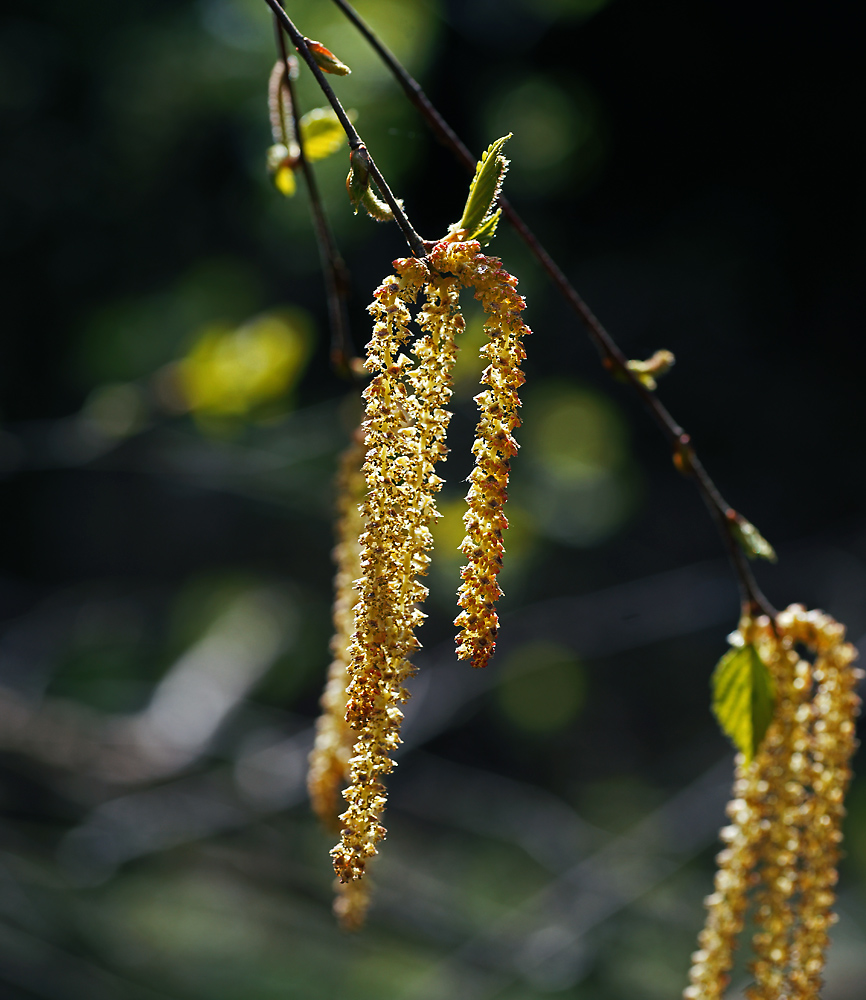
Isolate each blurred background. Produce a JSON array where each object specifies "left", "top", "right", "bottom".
[{"left": 1, "top": 0, "right": 865, "bottom": 997}]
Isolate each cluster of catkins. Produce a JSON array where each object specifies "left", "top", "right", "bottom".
[
  {"left": 686, "top": 606, "right": 862, "bottom": 1000},
  {"left": 307, "top": 239, "right": 529, "bottom": 928}
]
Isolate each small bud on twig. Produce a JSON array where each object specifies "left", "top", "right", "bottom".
[
  {"left": 626, "top": 348, "right": 676, "bottom": 391},
  {"left": 304, "top": 37, "right": 352, "bottom": 76}
]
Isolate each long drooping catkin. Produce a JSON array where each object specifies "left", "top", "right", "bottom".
[
  {"left": 428, "top": 240, "right": 530, "bottom": 670},
  {"left": 330, "top": 259, "right": 462, "bottom": 886},
  {"left": 320, "top": 241, "right": 528, "bottom": 926},
  {"left": 685, "top": 607, "right": 861, "bottom": 1000},
  {"left": 307, "top": 431, "right": 365, "bottom": 832}
]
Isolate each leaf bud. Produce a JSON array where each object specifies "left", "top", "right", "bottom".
[
  {"left": 346, "top": 147, "right": 370, "bottom": 215},
  {"left": 304, "top": 38, "right": 351, "bottom": 76},
  {"left": 729, "top": 512, "right": 777, "bottom": 563}
]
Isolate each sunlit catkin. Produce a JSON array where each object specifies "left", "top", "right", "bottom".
[
  {"left": 684, "top": 606, "right": 861, "bottom": 1000},
  {"left": 307, "top": 430, "right": 365, "bottom": 832},
  {"left": 330, "top": 257, "right": 462, "bottom": 888},
  {"left": 428, "top": 240, "right": 530, "bottom": 669}
]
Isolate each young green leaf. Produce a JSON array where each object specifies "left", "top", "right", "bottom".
[
  {"left": 730, "top": 514, "right": 777, "bottom": 563},
  {"left": 471, "top": 208, "right": 501, "bottom": 247},
  {"left": 711, "top": 643, "right": 775, "bottom": 763},
  {"left": 456, "top": 134, "right": 512, "bottom": 239},
  {"left": 626, "top": 349, "right": 675, "bottom": 391},
  {"left": 299, "top": 108, "right": 353, "bottom": 162}
]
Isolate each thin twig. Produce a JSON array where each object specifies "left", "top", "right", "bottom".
[
  {"left": 264, "top": 0, "right": 428, "bottom": 259},
  {"left": 324, "top": 0, "right": 775, "bottom": 619},
  {"left": 272, "top": 17, "right": 359, "bottom": 378}
]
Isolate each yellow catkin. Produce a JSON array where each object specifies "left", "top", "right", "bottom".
[
  {"left": 427, "top": 240, "right": 530, "bottom": 670},
  {"left": 334, "top": 873, "right": 373, "bottom": 932},
  {"left": 308, "top": 430, "right": 366, "bottom": 832},
  {"left": 326, "top": 241, "right": 526, "bottom": 916},
  {"left": 685, "top": 606, "right": 861, "bottom": 1000},
  {"left": 330, "top": 258, "right": 462, "bottom": 888},
  {"left": 778, "top": 607, "right": 858, "bottom": 999}
]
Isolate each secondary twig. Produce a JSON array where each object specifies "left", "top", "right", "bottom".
[
  {"left": 325, "top": 0, "right": 774, "bottom": 619},
  {"left": 272, "top": 16, "right": 359, "bottom": 378},
  {"left": 265, "top": 0, "right": 428, "bottom": 259}
]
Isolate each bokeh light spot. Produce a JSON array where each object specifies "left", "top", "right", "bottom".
[{"left": 178, "top": 309, "right": 311, "bottom": 421}]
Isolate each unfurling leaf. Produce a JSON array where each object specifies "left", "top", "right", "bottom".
[
  {"left": 626, "top": 349, "right": 675, "bottom": 391},
  {"left": 711, "top": 643, "right": 775, "bottom": 763},
  {"left": 471, "top": 208, "right": 501, "bottom": 247},
  {"left": 304, "top": 38, "right": 351, "bottom": 76},
  {"left": 455, "top": 134, "right": 512, "bottom": 240},
  {"left": 299, "top": 108, "right": 352, "bottom": 162},
  {"left": 346, "top": 148, "right": 397, "bottom": 222},
  {"left": 730, "top": 513, "right": 777, "bottom": 563}
]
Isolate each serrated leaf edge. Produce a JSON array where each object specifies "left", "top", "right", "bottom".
[{"left": 456, "top": 134, "right": 512, "bottom": 239}]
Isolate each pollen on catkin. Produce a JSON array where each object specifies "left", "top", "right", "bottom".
[
  {"left": 427, "top": 240, "right": 529, "bottom": 669},
  {"left": 684, "top": 606, "right": 861, "bottom": 1000},
  {"left": 330, "top": 257, "right": 463, "bottom": 888},
  {"left": 307, "top": 430, "right": 365, "bottom": 832}
]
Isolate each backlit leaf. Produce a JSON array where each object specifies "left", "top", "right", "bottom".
[
  {"left": 273, "top": 165, "right": 296, "bottom": 197},
  {"left": 299, "top": 108, "right": 350, "bottom": 162},
  {"left": 457, "top": 134, "right": 511, "bottom": 239},
  {"left": 472, "top": 208, "right": 501, "bottom": 246},
  {"left": 711, "top": 643, "right": 775, "bottom": 763}
]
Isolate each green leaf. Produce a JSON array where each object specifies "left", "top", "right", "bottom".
[
  {"left": 471, "top": 208, "right": 501, "bottom": 247},
  {"left": 457, "top": 134, "right": 511, "bottom": 239},
  {"left": 711, "top": 643, "right": 775, "bottom": 763},
  {"left": 299, "top": 108, "right": 352, "bottom": 162},
  {"left": 731, "top": 514, "right": 777, "bottom": 563}
]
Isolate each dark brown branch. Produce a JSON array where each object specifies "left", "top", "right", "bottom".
[
  {"left": 326, "top": 0, "right": 774, "bottom": 619},
  {"left": 272, "top": 17, "right": 359, "bottom": 379},
  {"left": 264, "top": 0, "right": 427, "bottom": 259}
]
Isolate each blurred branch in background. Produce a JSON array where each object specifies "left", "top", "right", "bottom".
[{"left": 2, "top": 538, "right": 865, "bottom": 995}]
